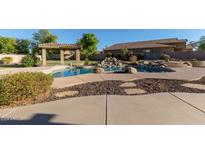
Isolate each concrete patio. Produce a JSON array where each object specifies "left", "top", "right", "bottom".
[{"left": 0, "top": 93, "right": 205, "bottom": 125}]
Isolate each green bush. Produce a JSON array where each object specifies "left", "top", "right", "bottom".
[
  {"left": 129, "top": 55, "right": 137, "bottom": 64},
  {"left": 84, "top": 57, "right": 89, "bottom": 65},
  {"left": 160, "top": 54, "right": 170, "bottom": 62},
  {"left": 1, "top": 57, "right": 13, "bottom": 64},
  {"left": 137, "top": 54, "right": 144, "bottom": 60},
  {"left": 106, "top": 52, "right": 113, "bottom": 58},
  {"left": 21, "top": 55, "right": 40, "bottom": 67},
  {"left": 0, "top": 72, "right": 53, "bottom": 105}
]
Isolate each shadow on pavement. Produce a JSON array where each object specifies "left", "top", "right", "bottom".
[{"left": 0, "top": 113, "right": 74, "bottom": 125}]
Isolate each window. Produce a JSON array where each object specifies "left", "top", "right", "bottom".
[{"left": 145, "top": 49, "right": 150, "bottom": 53}]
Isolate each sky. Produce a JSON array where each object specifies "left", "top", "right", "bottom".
[{"left": 0, "top": 29, "right": 205, "bottom": 51}]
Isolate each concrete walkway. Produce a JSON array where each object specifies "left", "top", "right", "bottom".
[{"left": 0, "top": 93, "right": 205, "bottom": 125}]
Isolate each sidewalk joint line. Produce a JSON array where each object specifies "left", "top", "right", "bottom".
[
  {"left": 169, "top": 92, "right": 205, "bottom": 115},
  {"left": 105, "top": 94, "right": 108, "bottom": 125}
]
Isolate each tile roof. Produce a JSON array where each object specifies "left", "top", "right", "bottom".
[
  {"left": 38, "top": 43, "right": 80, "bottom": 49},
  {"left": 105, "top": 38, "right": 187, "bottom": 51}
]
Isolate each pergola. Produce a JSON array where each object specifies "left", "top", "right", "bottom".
[{"left": 38, "top": 43, "right": 81, "bottom": 66}]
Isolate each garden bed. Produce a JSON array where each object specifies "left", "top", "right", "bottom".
[{"left": 1, "top": 76, "right": 205, "bottom": 108}]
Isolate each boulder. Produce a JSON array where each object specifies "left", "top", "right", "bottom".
[
  {"left": 191, "top": 61, "right": 205, "bottom": 67},
  {"left": 183, "top": 61, "right": 192, "bottom": 67},
  {"left": 127, "top": 67, "right": 137, "bottom": 74},
  {"left": 94, "top": 67, "right": 104, "bottom": 73},
  {"left": 143, "top": 61, "right": 149, "bottom": 65}
]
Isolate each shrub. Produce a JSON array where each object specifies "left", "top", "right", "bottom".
[
  {"left": 84, "top": 57, "right": 89, "bottom": 65},
  {"left": 0, "top": 72, "right": 53, "bottom": 105},
  {"left": 129, "top": 55, "right": 137, "bottom": 64},
  {"left": 137, "top": 54, "right": 144, "bottom": 60},
  {"left": 1, "top": 57, "right": 13, "bottom": 64},
  {"left": 32, "top": 54, "right": 40, "bottom": 66},
  {"left": 160, "top": 54, "right": 170, "bottom": 62},
  {"left": 21, "top": 55, "right": 36, "bottom": 67},
  {"left": 106, "top": 52, "right": 112, "bottom": 58},
  {"left": 115, "top": 54, "right": 122, "bottom": 60}
]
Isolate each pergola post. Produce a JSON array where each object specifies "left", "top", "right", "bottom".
[
  {"left": 76, "top": 49, "right": 80, "bottom": 66},
  {"left": 42, "top": 48, "right": 47, "bottom": 66},
  {"left": 60, "top": 49, "right": 64, "bottom": 65}
]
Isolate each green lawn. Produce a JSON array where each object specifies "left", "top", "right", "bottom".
[
  {"left": 46, "top": 60, "right": 99, "bottom": 66},
  {"left": 0, "top": 60, "right": 99, "bottom": 69}
]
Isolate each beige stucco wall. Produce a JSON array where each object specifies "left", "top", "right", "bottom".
[
  {"left": 0, "top": 54, "right": 26, "bottom": 64},
  {"left": 0, "top": 54, "right": 41, "bottom": 64}
]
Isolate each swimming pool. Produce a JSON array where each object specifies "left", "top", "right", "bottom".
[
  {"left": 52, "top": 66, "right": 123, "bottom": 78},
  {"left": 51, "top": 65, "right": 174, "bottom": 78}
]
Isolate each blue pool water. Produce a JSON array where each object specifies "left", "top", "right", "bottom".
[
  {"left": 52, "top": 66, "right": 123, "bottom": 78},
  {"left": 134, "top": 64, "right": 174, "bottom": 73},
  {"left": 52, "top": 65, "right": 174, "bottom": 78}
]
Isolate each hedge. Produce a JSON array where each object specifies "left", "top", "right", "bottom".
[
  {"left": 1, "top": 57, "right": 13, "bottom": 64},
  {"left": 21, "top": 55, "right": 35, "bottom": 67},
  {"left": 0, "top": 72, "right": 53, "bottom": 105}
]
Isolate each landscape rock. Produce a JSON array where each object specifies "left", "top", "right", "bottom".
[
  {"left": 127, "top": 67, "right": 137, "bottom": 74},
  {"left": 55, "top": 91, "right": 79, "bottom": 97},
  {"left": 94, "top": 67, "right": 105, "bottom": 73},
  {"left": 143, "top": 61, "right": 149, "bottom": 65},
  {"left": 124, "top": 88, "right": 146, "bottom": 94},
  {"left": 183, "top": 61, "right": 192, "bottom": 67},
  {"left": 120, "top": 82, "right": 136, "bottom": 87}
]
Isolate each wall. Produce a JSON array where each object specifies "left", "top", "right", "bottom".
[
  {"left": 0, "top": 54, "right": 26, "bottom": 64},
  {"left": 164, "top": 51, "right": 205, "bottom": 60},
  {"left": 0, "top": 54, "right": 42, "bottom": 64},
  {"left": 144, "top": 51, "right": 205, "bottom": 60}
]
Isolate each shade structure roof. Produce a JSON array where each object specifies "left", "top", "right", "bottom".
[{"left": 38, "top": 43, "right": 80, "bottom": 50}]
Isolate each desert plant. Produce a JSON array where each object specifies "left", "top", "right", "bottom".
[
  {"left": 137, "top": 54, "right": 144, "bottom": 60},
  {"left": 106, "top": 52, "right": 113, "bottom": 58},
  {"left": 84, "top": 57, "right": 89, "bottom": 65},
  {"left": 121, "top": 47, "right": 128, "bottom": 56},
  {"left": 1, "top": 57, "right": 13, "bottom": 64},
  {"left": 129, "top": 55, "right": 137, "bottom": 64},
  {"left": 0, "top": 72, "right": 53, "bottom": 105},
  {"left": 160, "top": 54, "right": 170, "bottom": 62},
  {"left": 115, "top": 54, "right": 122, "bottom": 60}
]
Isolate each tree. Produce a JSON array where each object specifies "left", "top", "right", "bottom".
[
  {"left": 198, "top": 36, "right": 205, "bottom": 51},
  {"left": 0, "top": 36, "right": 16, "bottom": 54},
  {"left": 77, "top": 33, "right": 99, "bottom": 60},
  {"left": 190, "top": 36, "right": 205, "bottom": 51},
  {"left": 121, "top": 47, "right": 128, "bottom": 56},
  {"left": 32, "top": 29, "right": 57, "bottom": 44},
  {"left": 120, "top": 47, "right": 129, "bottom": 60},
  {"left": 16, "top": 39, "right": 31, "bottom": 54},
  {"left": 32, "top": 29, "right": 58, "bottom": 54}
]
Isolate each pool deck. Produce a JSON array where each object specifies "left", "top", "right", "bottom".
[
  {"left": 0, "top": 66, "right": 205, "bottom": 124},
  {"left": 0, "top": 65, "right": 68, "bottom": 75},
  {"left": 52, "top": 67, "right": 205, "bottom": 88}
]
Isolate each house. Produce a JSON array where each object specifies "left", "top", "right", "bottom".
[{"left": 104, "top": 38, "right": 193, "bottom": 58}]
